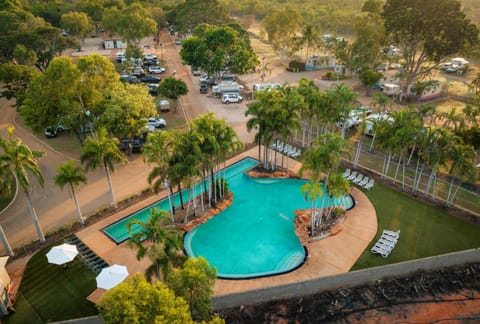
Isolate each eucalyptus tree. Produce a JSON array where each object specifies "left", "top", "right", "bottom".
[
  {"left": 127, "top": 209, "right": 185, "bottom": 282},
  {"left": 80, "top": 127, "right": 126, "bottom": 209},
  {"left": 0, "top": 127, "right": 46, "bottom": 243},
  {"left": 382, "top": 0, "right": 478, "bottom": 97},
  {"left": 102, "top": 2, "right": 156, "bottom": 48},
  {"left": 54, "top": 160, "right": 88, "bottom": 227},
  {"left": 262, "top": 5, "right": 303, "bottom": 64},
  {"left": 60, "top": 11, "right": 92, "bottom": 47},
  {"left": 143, "top": 131, "right": 175, "bottom": 220}
]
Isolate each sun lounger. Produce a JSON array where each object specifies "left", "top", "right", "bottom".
[
  {"left": 352, "top": 174, "right": 364, "bottom": 184},
  {"left": 342, "top": 169, "right": 351, "bottom": 178},
  {"left": 363, "top": 179, "right": 375, "bottom": 190},
  {"left": 358, "top": 177, "right": 369, "bottom": 187},
  {"left": 346, "top": 171, "right": 358, "bottom": 181},
  {"left": 371, "top": 229, "right": 400, "bottom": 258},
  {"left": 291, "top": 148, "right": 301, "bottom": 158},
  {"left": 382, "top": 229, "right": 400, "bottom": 239}
]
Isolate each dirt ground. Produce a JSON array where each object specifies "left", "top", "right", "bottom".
[{"left": 219, "top": 263, "right": 480, "bottom": 323}]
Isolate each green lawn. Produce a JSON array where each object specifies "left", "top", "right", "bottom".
[
  {"left": 4, "top": 244, "right": 98, "bottom": 323},
  {"left": 351, "top": 182, "right": 480, "bottom": 270}
]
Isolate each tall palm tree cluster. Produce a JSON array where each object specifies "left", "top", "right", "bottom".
[
  {"left": 143, "top": 113, "right": 243, "bottom": 223},
  {"left": 245, "top": 79, "right": 358, "bottom": 171},
  {"left": 371, "top": 104, "right": 479, "bottom": 207}
]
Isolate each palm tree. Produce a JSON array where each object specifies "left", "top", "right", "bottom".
[
  {"left": 301, "top": 24, "right": 319, "bottom": 60},
  {"left": 330, "top": 83, "right": 359, "bottom": 138},
  {"left": 127, "top": 208, "right": 185, "bottom": 282},
  {"left": 445, "top": 140, "right": 477, "bottom": 207},
  {"left": 54, "top": 160, "right": 88, "bottom": 227},
  {"left": 324, "top": 173, "right": 350, "bottom": 219},
  {"left": 143, "top": 131, "right": 175, "bottom": 219},
  {"left": 80, "top": 127, "right": 126, "bottom": 209},
  {"left": 299, "top": 133, "right": 350, "bottom": 233},
  {"left": 301, "top": 181, "right": 322, "bottom": 235},
  {"left": 0, "top": 127, "right": 46, "bottom": 243}
]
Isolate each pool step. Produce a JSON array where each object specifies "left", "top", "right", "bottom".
[
  {"left": 275, "top": 250, "right": 305, "bottom": 271},
  {"left": 64, "top": 235, "right": 109, "bottom": 274}
]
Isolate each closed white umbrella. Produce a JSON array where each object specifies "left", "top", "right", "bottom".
[
  {"left": 96, "top": 264, "right": 129, "bottom": 290},
  {"left": 46, "top": 243, "right": 78, "bottom": 265}
]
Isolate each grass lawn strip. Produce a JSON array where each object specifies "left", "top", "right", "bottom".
[
  {"left": 351, "top": 182, "right": 480, "bottom": 270},
  {"left": 4, "top": 244, "right": 98, "bottom": 323}
]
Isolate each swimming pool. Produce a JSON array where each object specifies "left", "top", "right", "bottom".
[{"left": 103, "top": 157, "right": 355, "bottom": 278}]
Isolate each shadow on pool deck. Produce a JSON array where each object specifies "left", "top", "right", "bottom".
[{"left": 75, "top": 147, "right": 377, "bottom": 303}]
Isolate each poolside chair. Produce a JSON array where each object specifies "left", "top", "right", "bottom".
[
  {"left": 364, "top": 179, "right": 375, "bottom": 190},
  {"left": 286, "top": 146, "right": 296, "bottom": 157},
  {"left": 371, "top": 245, "right": 391, "bottom": 258},
  {"left": 352, "top": 173, "right": 364, "bottom": 184},
  {"left": 358, "top": 177, "right": 369, "bottom": 187},
  {"left": 290, "top": 148, "right": 300, "bottom": 158},
  {"left": 382, "top": 229, "right": 400, "bottom": 239},
  {"left": 342, "top": 169, "right": 351, "bottom": 178},
  {"left": 346, "top": 171, "right": 358, "bottom": 181},
  {"left": 283, "top": 144, "right": 292, "bottom": 154}
]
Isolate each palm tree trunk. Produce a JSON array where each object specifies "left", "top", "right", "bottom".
[
  {"left": 178, "top": 184, "right": 184, "bottom": 209},
  {"left": 0, "top": 225, "right": 13, "bottom": 256},
  {"left": 169, "top": 186, "right": 175, "bottom": 216},
  {"left": 394, "top": 155, "right": 402, "bottom": 181},
  {"left": 25, "top": 190, "right": 45, "bottom": 243},
  {"left": 446, "top": 177, "right": 455, "bottom": 206},
  {"left": 369, "top": 134, "right": 376, "bottom": 151},
  {"left": 70, "top": 184, "right": 85, "bottom": 227},
  {"left": 103, "top": 164, "right": 117, "bottom": 208},
  {"left": 407, "top": 144, "right": 416, "bottom": 165},
  {"left": 353, "top": 138, "right": 362, "bottom": 168},
  {"left": 448, "top": 182, "right": 462, "bottom": 207}
]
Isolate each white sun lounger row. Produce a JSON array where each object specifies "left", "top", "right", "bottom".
[
  {"left": 371, "top": 230, "right": 400, "bottom": 258},
  {"left": 342, "top": 169, "right": 375, "bottom": 190},
  {"left": 271, "top": 141, "right": 302, "bottom": 158}
]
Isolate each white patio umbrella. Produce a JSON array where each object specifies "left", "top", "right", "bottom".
[
  {"left": 96, "top": 264, "right": 129, "bottom": 290},
  {"left": 46, "top": 243, "right": 79, "bottom": 265}
]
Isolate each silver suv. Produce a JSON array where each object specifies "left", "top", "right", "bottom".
[{"left": 221, "top": 93, "right": 243, "bottom": 104}]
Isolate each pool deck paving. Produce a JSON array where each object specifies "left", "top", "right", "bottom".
[{"left": 77, "top": 148, "right": 377, "bottom": 303}]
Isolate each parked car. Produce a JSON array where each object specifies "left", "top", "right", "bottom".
[
  {"left": 144, "top": 53, "right": 157, "bottom": 61},
  {"left": 44, "top": 125, "right": 66, "bottom": 138},
  {"left": 200, "top": 83, "right": 208, "bottom": 94},
  {"left": 131, "top": 68, "right": 145, "bottom": 78},
  {"left": 221, "top": 93, "right": 243, "bottom": 104},
  {"left": 157, "top": 100, "right": 170, "bottom": 112},
  {"left": 147, "top": 117, "right": 167, "bottom": 128},
  {"left": 120, "top": 75, "right": 140, "bottom": 84},
  {"left": 118, "top": 138, "right": 144, "bottom": 153},
  {"left": 192, "top": 68, "right": 201, "bottom": 76},
  {"left": 147, "top": 83, "right": 159, "bottom": 96},
  {"left": 142, "top": 60, "right": 158, "bottom": 67},
  {"left": 200, "top": 75, "right": 215, "bottom": 85},
  {"left": 174, "top": 38, "right": 182, "bottom": 45},
  {"left": 148, "top": 66, "right": 166, "bottom": 74},
  {"left": 140, "top": 75, "right": 161, "bottom": 83}
]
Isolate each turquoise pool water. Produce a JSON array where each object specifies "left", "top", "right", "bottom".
[{"left": 103, "top": 157, "right": 355, "bottom": 279}]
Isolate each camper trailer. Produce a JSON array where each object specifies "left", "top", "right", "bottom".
[{"left": 382, "top": 83, "right": 401, "bottom": 96}]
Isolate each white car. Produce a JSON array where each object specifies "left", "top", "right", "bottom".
[
  {"left": 147, "top": 117, "right": 167, "bottom": 128},
  {"left": 221, "top": 93, "right": 243, "bottom": 104},
  {"left": 148, "top": 66, "right": 166, "bottom": 74},
  {"left": 144, "top": 53, "right": 157, "bottom": 61}
]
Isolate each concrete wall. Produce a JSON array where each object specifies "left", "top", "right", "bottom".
[{"left": 212, "top": 248, "right": 480, "bottom": 310}]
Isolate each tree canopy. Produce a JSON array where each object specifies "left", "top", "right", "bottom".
[{"left": 382, "top": 0, "right": 479, "bottom": 90}]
